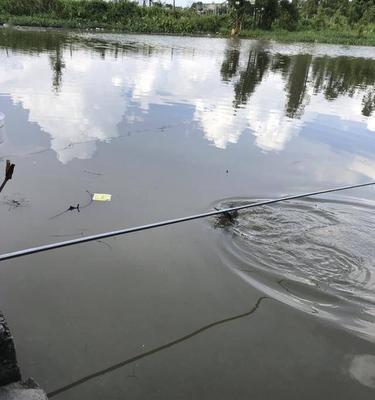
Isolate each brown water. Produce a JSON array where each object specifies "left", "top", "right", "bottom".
[{"left": 1, "top": 27, "right": 375, "bottom": 399}]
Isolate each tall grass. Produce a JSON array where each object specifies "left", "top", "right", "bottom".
[
  {"left": 239, "top": 27, "right": 375, "bottom": 46},
  {"left": 0, "top": 0, "right": 229, "bottom": 34},
  {"left": 0, "top": 0, "right": 374, "bottom": 46}
]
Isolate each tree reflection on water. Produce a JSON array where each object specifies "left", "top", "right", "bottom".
[{"left": 220, "top": 40, "right": 375, "bottom": 119}]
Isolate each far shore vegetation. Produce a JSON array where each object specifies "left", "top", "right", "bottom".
[{"left": 0, "top": 0, "right": 374, "bottom": 46}]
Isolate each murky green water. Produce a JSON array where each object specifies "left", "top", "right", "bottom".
[{"left": 1, "top": 27, "right": 375, "bottom": 399}]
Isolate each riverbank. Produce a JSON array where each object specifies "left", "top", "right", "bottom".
[
  {"left": 238, "top": 28, "right": 375, "bottom": 47},
  {"left": 0, "top": 310, "right": 48, "bottom": 399},
  {"left": 0, "top": 15, "right": 374, "bottom": 46}
]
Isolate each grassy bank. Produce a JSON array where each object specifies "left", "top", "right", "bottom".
[
  {"left": 0, "top": 13, "right": 229, "bottom": 35},
  {"left": 0, "top": 0, "right": 374, "bottom": 46},
  {"left": 1, "top": 14, "right": 374, "bottom": 46},
  {"left": 239, "top": 28, "right": 375, "bottom": 46}
]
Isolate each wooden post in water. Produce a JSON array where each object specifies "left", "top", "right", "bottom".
[{"left": 0, "top": 160, "right": 15, "bottom": 194}]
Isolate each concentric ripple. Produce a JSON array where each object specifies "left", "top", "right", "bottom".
[{"left": 211, "top": 196, "right": 375, "bottom": 341}]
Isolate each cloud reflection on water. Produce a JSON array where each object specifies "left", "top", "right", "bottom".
[
  {"left": 0, "top": 30, "right": 374, "bottom": 163},
  {"left": 348, "top": 354, "right": 375, "bottom": 389}
]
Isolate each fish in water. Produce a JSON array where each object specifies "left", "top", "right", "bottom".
[{"left": 214, "top": 207, "right": 239, "bottom": 227}]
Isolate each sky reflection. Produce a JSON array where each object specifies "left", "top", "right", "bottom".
[
  {"left": 348, "top": 354, "right": 375, "bottom": 388},
  {"left": 0, "top": 28, "right": 374, "bottom": 164}
]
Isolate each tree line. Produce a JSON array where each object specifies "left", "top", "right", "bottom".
[
  {"left": 0, "top": 0, "right": 373, "bottom": 36},
  {"left": 229, "top": 0, "right": 374, "bottom": 32}
]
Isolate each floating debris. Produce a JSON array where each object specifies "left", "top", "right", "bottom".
[
  {"left": 49, "top": 191, "right": 93, "bottom": 219},
  {"left": 93, "top": 193, "right": 111, "bottom": 202}
]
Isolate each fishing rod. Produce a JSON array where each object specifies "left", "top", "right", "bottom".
[{"left": 0, "top": 181, "right": 374, "bottom": 263}]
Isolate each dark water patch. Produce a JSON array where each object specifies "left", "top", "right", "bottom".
[{"left": 212, "top": 196, "right": 375, "bottom": 341}]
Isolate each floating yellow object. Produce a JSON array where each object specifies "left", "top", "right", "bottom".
[{"left": 93, "top": 193, "right": 112, "bottom": 202}]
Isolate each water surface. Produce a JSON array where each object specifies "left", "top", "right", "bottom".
[{"left": 0, "top": 27, "right": 375, "bottom": 399}]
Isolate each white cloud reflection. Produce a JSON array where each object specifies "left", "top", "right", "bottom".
[
  {"left": 350, "top": 156, "right": 375, "bottom": 180},
  {"left": 0, "top": 37, "right": 374, "bottom": 163},
  {"left": 348, "top": 354, "right": 375, "bottom": 388},
  {"left": 0, "top": 53, "right": 126, "bottom": 163}
]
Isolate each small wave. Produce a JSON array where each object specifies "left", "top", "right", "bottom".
[{"left": 211, "top": 196, "right": 375, "bottom": 341}]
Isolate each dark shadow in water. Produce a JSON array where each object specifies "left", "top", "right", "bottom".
[
  {"left": 220, "top": 40, "right": 241, "bottom": 82},
  {"left": 362, "top": 89, "right": 375, "bottom": 117},
  {"left": 311, "top": 56, "right": 375, "bottom": 101},
  {"left": 49, "top": 46, "right": 65, "bottom": 93},
  {"left": 220, "top": 41, "right": 375, "bottom": 119},
  {"left": 285, "top": 54, "right": 312, "bottom": 118},
  {"left": 233, "top": 49, "right": 271, "bottom": 109},
  {"left": 270, "top": 53, "right": 292, "bottom": 79},
  {"left": 47, "top": 296, "right": 269, "bottom": 398}
]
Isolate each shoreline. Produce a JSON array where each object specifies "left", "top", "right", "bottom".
[{"left": 0, "top": 16, "right": 374, "bottom": 47}]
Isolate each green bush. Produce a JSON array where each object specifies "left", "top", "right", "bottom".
[
  {"left": 0, "top": 0, "right": 374, "bottom": 45},
  {"left": 275, "top": 0, "right": 299, "bottom": 31}
]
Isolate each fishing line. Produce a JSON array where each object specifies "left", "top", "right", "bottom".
[{"left": 0, "top": 181, "right": 374, "bottom": 262}]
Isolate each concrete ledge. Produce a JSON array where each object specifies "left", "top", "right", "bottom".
[
  {"left": 0, "top": 312, "right": 48, "bottom": 399},
  {"left": 0, "top": 313, "right": 21, "bottom": 387},
  {"left": 0, "top": 379, "right": 48, "bottom": 400}
]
